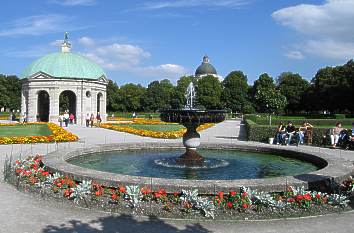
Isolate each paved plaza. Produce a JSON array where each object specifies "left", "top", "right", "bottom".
[{"left": 1, "top": 120, "right": 354, "bottom": 233}]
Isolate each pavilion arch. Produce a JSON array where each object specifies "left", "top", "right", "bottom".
[
  {"left": 59, "top": 90, "right": 77, "bottom": 118},
  {"left": 97, "top": 92, "right": 104, "bottom": 114},
  {"left": 37, "top": 90, "right": 50, "bottom": 122}
]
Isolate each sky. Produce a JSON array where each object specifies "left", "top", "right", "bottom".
[{"left": 0, "top": 0, "right": 353, "bottom": 86}]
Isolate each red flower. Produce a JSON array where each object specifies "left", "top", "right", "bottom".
[
  {"left": 241, "top": 192, "right": 248, "bottom": 197},
  {"left": 141, "top": 187, "right": 152, "bottom": 195},
  {"left": 303, "top": 194, "right": 311, "bottom": 201},
  {"left": 227, "top": 202, "right": 233, "bottom": 209},
  {"left": 119, "top": 186, "right": 126, "bottom": 193},
  {"left": 41, "top": 171, "right": 49, "bottom": 176},
  {"left": 154, "top": 192, "right": 161, "bottom": 199},
  {"left": 173, "top": 192, "right": 179, "bottom": 197},
  {"left": 296, "top": 195, "right": 303, "bottom": 201},
  {"left": 111, "top": 193, "right": 118, "bottom": 201},
  {"left": 15, "top": 169, "right": 22, "bottom": 174},
  {"left": 110, "top": 188, "right": 116, "bottom": 194},
  {"left": 95, "top": 191, "right": 102, "bottom": 197},
  {"left": 242, "top": 203, "right": 248, "bottom": 209},
  {"left": 315, "top": 194, "right": 321, "bottom": 199},
  {"left": 64, "top": 189, "right": 72, "bottom": 197},
  {"left": 229, "top": 191, "right": 236, "bottom": 197},
  {"left": 288, "top": 198, "right": 295, "bottom": 203},
  {"left": 218, "top": 191, "right": 224, "bottom": 199}
]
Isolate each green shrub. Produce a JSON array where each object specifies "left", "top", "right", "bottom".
[
  {"left": 334, "top": 114, "right": 346, "bottom": 119},
  {"left": 244, "top": 115, "right": 353, "bottom": 127}
]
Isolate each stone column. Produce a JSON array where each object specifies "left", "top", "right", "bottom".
[
  {"left": 102, "top": 92, "right": 107, "bottom": 122},
  {"left": 20, "top": 89, "right": 27, "bottom": 122},
  {"left": 76, "top": 89, "right": 83, "bottom": 125},
  {"left": 27, "top": 89, "right": 38, "bottom": 122},
  {"left": 50, "top": 87, "right": 60, "bottom": 123}
]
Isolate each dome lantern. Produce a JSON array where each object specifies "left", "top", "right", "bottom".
[{"left": 61, "top": 32, "right": 71, "bottom": 53}]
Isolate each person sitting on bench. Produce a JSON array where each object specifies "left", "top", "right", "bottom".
[
  {"left": 297, "top": 121, "right": 313, "bottom": 145},
  {"left": 275, "top": 122, "right": 286, "bottom": 145},
  {"left": 331, "top": 122, "right": 343, "bottom": 149},
  {"left": 283, "top": 121, "right": 296, "bottom": 146}
]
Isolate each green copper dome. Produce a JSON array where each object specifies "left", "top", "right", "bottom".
[
  {"left": 195, "top": 55, "right": 217, "bottom": 76},
  {"left": 22, "top": 52, "right": 106, "bottom": 80}
]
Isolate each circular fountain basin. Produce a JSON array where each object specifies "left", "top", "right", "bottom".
[
  {"left": 43, "top": 142, "right": 354, "bottom": 193},
  {"left": 67, "top": 148, "right": 318, "bottom": 180}
]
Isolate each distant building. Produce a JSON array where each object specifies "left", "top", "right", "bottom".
[
  {"left": 21, "top": 33, "right": 108, "bottom": 125},
  {"left": 195, "top": 55, "right": 222, "bottom": 79}
]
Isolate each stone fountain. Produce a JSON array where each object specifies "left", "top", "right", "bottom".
[{"left": 160, "top": 82, "right": 228, "bottom": 165}]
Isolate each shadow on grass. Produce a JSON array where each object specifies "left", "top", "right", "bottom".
[{"left": 42, "top": 214, "right": 212, "bottom": 233}]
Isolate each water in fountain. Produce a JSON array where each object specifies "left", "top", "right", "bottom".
[
  {"left": 159, "top": 81, "right": 228, "bottom": 166},
  {"left": 184, "top": 82, "right": 196, "bottom": 110}
]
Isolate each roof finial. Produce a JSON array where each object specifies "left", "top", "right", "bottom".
[
  {"left": 61, "top": 32, "right": 71, "bottom": 53},
  {"left": 203, "top": 54, "right": 209, "bottom": 63}
]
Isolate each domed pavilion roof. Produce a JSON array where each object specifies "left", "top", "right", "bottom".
[
  {"left": 195, "top": 55, "right": 217, "bottom": 76},
  {"left": 22, "top": 33, "right": 106, "bottom": 80}
]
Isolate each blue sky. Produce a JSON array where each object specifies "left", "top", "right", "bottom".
[{"left": 0, "top": 0, "right": 353, "bottom": 86}]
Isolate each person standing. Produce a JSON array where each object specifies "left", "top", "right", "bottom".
[
  {"left": 96, "top": 112, "right": 101, "bottom": 126},
  {"left": 86, "top": 113, "right": 90, "bottom": 127},
  {"left": 69, "top": 113, "right": 75, "bottom": 124},
  {"left": 90, "top": 113, "right": 95, "bottom": 127},
  {"left": 58, "top": 114, "right": 63, "bottom": 127},
  {"left": 63, "top": 111, "right": 69, "bottom": 127}
]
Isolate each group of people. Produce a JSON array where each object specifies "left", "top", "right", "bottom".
[
  {"left": 274, "top": 121, "right": 313, "bottom": 146},
  {"left": 274, "top": 121, "right": 354, "bottom": 148},
  {"left": 85, "top": 112, "right": 101, "bottom": 127},
  {"left": 327, "top": 122, "right": 354, "bottom": 149},
  {"left": 58, "top": 111, "right": 75, "bottom": 127}
]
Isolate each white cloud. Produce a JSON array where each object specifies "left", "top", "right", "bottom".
[
  {"left": 272, "top": 0, "right": 354, "bottom": 60},
  {"left": 300, "top": 40, "right": 354, "bottom": 60},
  {"left": 134, "top": 64, "right": 187, "bottom": 78},
  {"left": 285, "top": 51, "right": 304, "bottom": 60},
  {"left": 78, "top": 37, "right": 95, "bottom": 47},
  {"left": 50, "top": 0, "right": 96, "bottom": 6},
  {"left": 80, "top": 37, "right": 187, "bottom": 78},
  {"left": 141, "top": 0, "right": 250, "bottom": 9},
  {"left": 0, "top": 14, "right": 75, "bottom": 37}
]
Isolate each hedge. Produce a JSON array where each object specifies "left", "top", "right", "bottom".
[
  {"left": 244, "top": 119, "right": 330, "bottom": 146},
  {"left": 245, "top": 115, "right": 354, "bottom": 127}
]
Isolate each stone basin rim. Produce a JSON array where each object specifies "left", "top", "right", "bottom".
[{"left": 43, "top": 142, "right": 354, "bottom": 193}]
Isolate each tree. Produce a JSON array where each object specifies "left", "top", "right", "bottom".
[
  {"left": 0, "top": 74, "right": 21, "bottom": 111},
  {"left": 118, "top": 83, "right": 146, "bottom": 112},
  {"left": 277, "top": 72, "right": 309, "bottom": 114},
  {"left": 106, "top": 80, "right": 120, "bottom": 112},
  {"left": 252, "top": 73, "right": 287, "bottom": 114},
  {"left": 196, "top": 75, "right": 222, "bottom": 109},
  {"left": 221, "top": 71, "right": 250, "bottom": 113},
  {"left": 142, "top": 79, "right": 174, "bottom": 111}
]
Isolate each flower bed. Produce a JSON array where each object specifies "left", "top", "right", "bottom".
[
  {"left": 0, "top": 123, "right": 78, "bottom": 144},
  {"left": 4, "top": 156, "right": 353, "bottom": 220},
  {"left": 100, "top": 123, "right": 214, "bottom": 139}
]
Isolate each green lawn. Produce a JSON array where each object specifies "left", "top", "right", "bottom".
[
  {"left": 114, "top": 124, "right": 185, "bottom": 132},
  {"left": 0, "top": 124, "right": 52, "bottom": 137}
]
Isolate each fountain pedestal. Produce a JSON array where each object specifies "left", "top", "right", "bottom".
[{"left": 177, "top": 123, "right": 204, "bottom": 165}]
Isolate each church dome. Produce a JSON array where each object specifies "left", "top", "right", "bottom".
[
  {"left": 22, "top": 33, "right": 106, "bottom": 80},
  {"left": 195, "top": 55, "right": 217, "bottom": 76}
]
